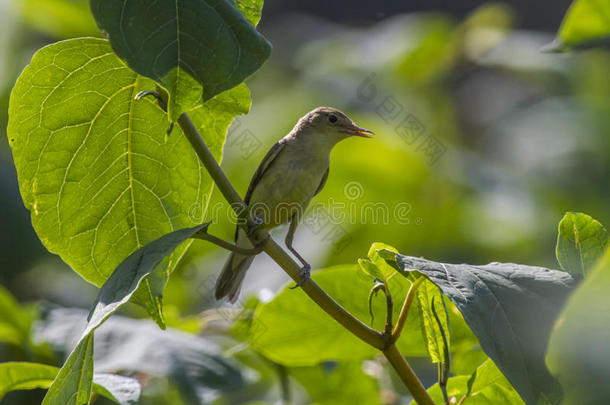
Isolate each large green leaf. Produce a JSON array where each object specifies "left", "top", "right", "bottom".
[
  {"left": 89, "top": 0, "right": 271, "bottom": 120},
  {"left": 547, "top": 247, "right": 610, "bottom": 404},
  {"left": 390, "top": 255, "right": 578, "bottom": 405},
  {"left": 416, "top": 359, "right": 524, "bottom": 405},
  {"left": 0, "top": 362, "right": 141, "bottom": 404},
  {"left": 42, "top": 333, "right": 94, "bottom": 405},
  {"left": 546, "top": 0, "right": 610, "bottom": 51},
  {"left": 8, "top": 38, "right": 249, "bottom": 323},
  {"left": 556, "top": 212, "right": 607, "bottom": 276},
  {"left": 252, "top": 265, "right": 428, "bottom": 366}
]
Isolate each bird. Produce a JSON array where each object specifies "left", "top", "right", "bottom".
[{"left": 215, "top": 106, "right": 373, "bottom": 302}]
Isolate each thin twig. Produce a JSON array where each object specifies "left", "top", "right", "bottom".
[
  {"left": 392, "top": 276, "right": 425, "bottom": 342},
  {"left": 191, "top": 228, "right": 269, "bottom": 255}
]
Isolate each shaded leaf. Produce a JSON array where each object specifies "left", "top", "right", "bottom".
[
  {"left": 556, "top": 212, "right": 608, "bottom": 276},
  {"left": 0, "top": 285, "right": 35, "bottom": 346},
  {"left": 89, "top": 0, "right": 271, "bottom": 120},
  {"left": 546, "top": 247, "right": 610, "bottom": 404},
  {"left": 393, "top": 254, "right": 578, "bottom": 405},
  {"left": 83, "top": 225, "right": 206, "bottom": 338},
  {"left": 253, "top": 265, "right": 428, "bottom": 366}
]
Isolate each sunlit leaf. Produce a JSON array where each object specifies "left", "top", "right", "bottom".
[
  {"left": 42, "top": 333, "right": 94, "bottom": 405},
  {"left": 545, "top": 0, "right": 610, "bottom": 51},
  {"left": 8, "top": 38, "right": 249, "bottom": 325},
  {"left": 415, "top": 359, "right": 524, "bottom": 405},
  {"left": 415, "top": 279, "right": 450, "bottom": 364},
  {"left": 89, "top": 0, "right": 271, "bottom": 120},
  {"left": 556, "top": 212, "right": 608, "bottom": 276},
  {"left": 391, "top": 254, "right": 577, "bottom": 405}
]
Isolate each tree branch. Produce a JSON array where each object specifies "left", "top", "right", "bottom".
[
  {"left": 392, "top": 276, "right": 425, "bottom": 342},
  {"left": 177, "top": 111, "right": 433, "bottom": 403},
  {"left": 383, "top": 344, "right": 435, "bottom": 405}
]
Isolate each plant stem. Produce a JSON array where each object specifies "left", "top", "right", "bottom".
[
  {"left": 177, "top": 112, "right": 433, "bottom": 403},
  {"left": 383, "top": 344, "right": 435, "bottom": 405},
  {"left": 392, "top": 276, "right": 425, "bottom": 341}
]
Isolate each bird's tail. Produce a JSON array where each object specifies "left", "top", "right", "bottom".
[{"left": 215, "top": 229, "right": 254, "bottom": 302}]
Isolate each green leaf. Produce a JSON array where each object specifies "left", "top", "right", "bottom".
[
  {"left": 415, "top": 359, "right": 524, "bottom": 405},
  {"left": 545, "top": 0, "right": 610, "bottom": 52},
  {"left": 546, "top": 247, "right": 610, "bottom": 404},
  {"left": 89, "top": 0, "right": 271, "bottom": 120},
  {"left": 8, "top": 38, "right": 249, "bottom": 325},
  {"left": 43, "top": 333, "right": 94, "bottom": 405},
  {"left": 393, "top": 255, "right": 578, "bottom": 405},
  {"left": 416, "top": 279, "right": 450, "bottom": 364},
  {"left": 556, "top": 212, "right": 608, "bottom": 276},
  {"left": 0, "top": 362, "right": 141, "bottom": 405},
  {"left": 0, "top": 362, "right": 57, "bottom": 398},
  {"left": 252, "top": 265, "right": 428, "bottom": 366},
  {"left": 84, "top": 225, "right": 207, "bottom": 338},
  {"left": 290, "top": 362, "right": 382, "bottom": 405}
]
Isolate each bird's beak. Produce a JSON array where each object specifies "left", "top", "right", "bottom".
[{"left": 342, "top": 124, "right": 374, "bottom": 138}]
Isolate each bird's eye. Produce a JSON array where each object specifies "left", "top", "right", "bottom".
[{"left": 328, "top": 114, "right": 338, "bottom": 123}]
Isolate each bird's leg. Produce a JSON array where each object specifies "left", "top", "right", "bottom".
[{"left": 285, "top": 214, "right": 311, "bottom": 288}]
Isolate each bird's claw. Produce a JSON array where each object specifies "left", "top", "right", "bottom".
[{"left": 290, "top": 264, "right": 311, "bottom": 289}]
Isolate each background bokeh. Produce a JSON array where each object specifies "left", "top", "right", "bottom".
[{"left": 0, "top": 0, "right": 608, "bottom": 404}]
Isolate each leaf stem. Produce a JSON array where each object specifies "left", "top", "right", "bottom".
[
  {"left": 392, "top": 276, "right": 425, "bottom": 342},
  {"left": 177, "top": 111, "right": 432, "bottom": 403}
]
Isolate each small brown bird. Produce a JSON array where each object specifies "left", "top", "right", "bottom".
[{"left": 215, "top": 106, "right": 373, "bottom": 302}]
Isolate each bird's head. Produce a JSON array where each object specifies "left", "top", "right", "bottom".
[{"left": 296, "top": 106, "right": 374, "bottom": 143}]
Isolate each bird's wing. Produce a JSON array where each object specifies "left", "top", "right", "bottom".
[
  {"left": 235, "top": 140, "right": 286, "bottom": 242},
  {"left": 244, "top": 140, "right": 286, "bottom": 205},
  {"left": 313, "top": 167, "right": 329, "bottom": 196}
]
